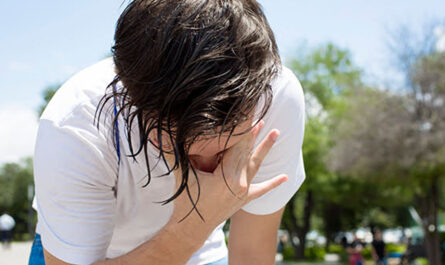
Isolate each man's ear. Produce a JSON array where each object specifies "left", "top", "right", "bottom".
[
  {"left": 149, "top": 130, "right": 173, "bottom": 150},
  {"left": 148, "top": 130, "right": 159, "bottom": 146}
]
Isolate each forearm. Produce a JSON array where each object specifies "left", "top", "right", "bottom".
[
  {"left": 228, "top": 208, "right": 284, "bottom": 265},
  {"left": 93, "top": 219, "right": 212, "bottom": 265},
  {"left": 228, "top": 242, "right": 277, "bottom": 265}
]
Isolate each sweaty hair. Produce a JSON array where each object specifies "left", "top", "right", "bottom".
[{"left": 97, "top": 0, "right": 280, "bottom": 220}]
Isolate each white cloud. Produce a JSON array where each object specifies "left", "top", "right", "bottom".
[
  {"left": 434, "top": 26, "right": 445, "bottom": 52},
  {"left": 7, "top": 61, "right": 32, "bottom": 71},
  {"left": 0, "top": 106, "right": 39, "bottom": 164}
]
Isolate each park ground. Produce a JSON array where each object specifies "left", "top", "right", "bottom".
[{"left": 0, "top": 241, "right": 347, "bottom": 265}]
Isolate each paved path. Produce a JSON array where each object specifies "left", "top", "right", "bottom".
[
  {"left": 0, "top": 241, "right": 341, "bottom": 265},
  {"left": 0, "top": 241, "right": 33, "bottom": 265},
  {"left": 276, "top": 262, "right": 341, "bottom": 265}
]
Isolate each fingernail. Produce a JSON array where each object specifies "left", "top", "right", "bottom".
[
  {"left": 259, "top": 120, "right": 265, "bottom": 128},
  {"left": 271, "top": 130, "right": 280, "bottom": 141}
]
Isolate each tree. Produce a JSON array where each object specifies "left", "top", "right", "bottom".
[
  {"left": 0, "top": 158, "right": 35, "bottom": 240},
  {"left": 38, "top": 84, "right": 61, "bottom": 117},
  {"left": 283, "top": 43, "right": 363, "bottom": 259},
  {"left": 329, "top": 46, "right": 445, "bottom": 264},
  {"left": 388, "top": 23, "right": 444, "bottom": 265}
]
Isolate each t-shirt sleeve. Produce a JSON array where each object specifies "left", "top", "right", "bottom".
[
  {"left": 34, "top": 115, "right": 118, "bottom": 265},
  {"left": 242, "top": 67, "right": 306, "bottom": 215}
]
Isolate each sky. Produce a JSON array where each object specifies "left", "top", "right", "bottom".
[{"left": 1, "top": 0, "right": 445, "bottom": 164}]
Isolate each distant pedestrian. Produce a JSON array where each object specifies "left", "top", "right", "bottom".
[
  {"left": 276, "top": 234, "right": 288, "bottom": 261},
  {"left": 371, "top": 229, "right": 386, "bottom": 265},
  {"left": 0, "top": 213, "right": 15, "bottom": 249},
  {"left": 347, "top": 233, "right": 365, "bottom": 265},
  {"left": 340, "top": 236, "right": 349, "bottom": 263}
]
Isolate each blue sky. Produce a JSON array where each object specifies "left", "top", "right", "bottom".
[{"left": 1, "top": 0, "right": 445, "bottom": 162}]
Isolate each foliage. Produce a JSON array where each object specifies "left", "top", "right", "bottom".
[
  {"left": 282, "top": 42, "right": 419, "bottom": 260},
  {"left": 415, "top": 258, "right": 429, "bottom": 265},
  {"left": 0, "top": 158, "right": 35, "bottom": 240},
  {"left": 328, "top": 21, "right": 445, "bottom": 264},
  {"left": 386, "top": 243, "right": 407, "bottom": 254},
  {"left": 291, "top": 42, "right": 362, "bottom": 108},
  {"left": 282, "top": 246, "right": 296, "bottom": 261},
  {"left": 38, "top": 84, "right": 61, "bottom": 117},
  {"left": 304, "top": 245, "right": 326, "bottom": 261},
  {"left": 361, "top": 246, "right": 372, "bottom": 260},
  {"left": 281, "top": 42, "right": 366, "bottom": 259},
  {"left": 327, "top": 244, "right": 343, "bottom": 254}
]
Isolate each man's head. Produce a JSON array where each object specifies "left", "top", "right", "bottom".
[
  {"left": 100, "top": 0, "right": 280, "bottom": 204},
  {"left": 374, "top": 229, "right": 382, "bottom": 240}
]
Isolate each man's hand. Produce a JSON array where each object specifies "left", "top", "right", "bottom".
[{"left": 165, "top": 121, "right": 288, "bottom": 229}]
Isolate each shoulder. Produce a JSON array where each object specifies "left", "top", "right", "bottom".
[
  {"left": 259, "top": 65, "right": 305, "bottom": 138},
  {"left": 41, "top": 58, "right": 116, "bottom": 126},
  {"left": 34, "top": 58, "right": 119, "bottom": 185},
  {"left": 270, "top": 66, "right": 304, "bottom": 109}
]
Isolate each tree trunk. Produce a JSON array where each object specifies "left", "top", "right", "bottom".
[
  {"left": 424, "top": 228, "right": 441, "bottom": 265},
  {"left": 324, "top": 230, "right": 330, "bottom": 252},
  {"left": 283, "top": 190, "right": 313, "bottom": 260},
  {"left": 295, "top": 190, "right": 313, "bottom": 260},
  {"left": 416, "top": 176, "right": 442, "bottom": 265},
  {"left": 283, "top": 197, "right": 301, "bottom": 260},
  {"left": 296, "top": 233, "right": 306, "bottom": 259},
  {"left": 322, "top": 202, "right": 342, "bottom": 252}
]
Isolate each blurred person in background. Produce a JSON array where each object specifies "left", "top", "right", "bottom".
[
  {"left": 28, "top": 0, "right": 306, "bottom": 264},
  {"left": 347, "top": 233, "right": 365, "bottom": 265},
  {"left": 0, "top": 212, "right": 15, "bottom": 249},
  {"left": 371, "top": 229, "right": 386, "bottom": 265},
  {"left": 276, "top": 234, "right": 288, "bottom": 261}
]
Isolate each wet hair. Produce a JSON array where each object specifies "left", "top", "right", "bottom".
[{"left": 97, "top": 0, "right": 280, "bottom": 220}]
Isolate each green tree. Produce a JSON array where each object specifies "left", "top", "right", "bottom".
[
  {"left": 283, "top": 43, "right": 363, "bottom": 259},
  {"left": 329, "top": 61, "right": 445, "bottom": 265},
  {"left": 0, "top": 158, "right": 35, "bottom": 240},
  {"left": 38, "top": 84, "right": 61, "bottom": 117}
]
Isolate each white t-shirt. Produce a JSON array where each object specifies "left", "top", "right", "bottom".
[{"left": 33, "top": 58, "right": 305, "bottom": 265}]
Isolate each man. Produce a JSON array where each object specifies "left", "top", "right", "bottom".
[
  {"left": 0, "top": 213, "right": 15, "bottom": 249},
  {"left": 371, "top": 230, "right": 386, "bottom": 265},
  {"left": 29, "top": 0, "right": 306, "bottom": 264}
]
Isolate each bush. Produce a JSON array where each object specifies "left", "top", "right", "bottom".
[
  {"left": 328, "top": 244, "right": 344, "bottom": 254},
  {"left": 281, "top": 245, "right": 326, "bottom": 262},
  {"left": 282, "top": 246, "right": 295, "bottom": 261},
  {"left": 361, "top": 246, "right": 372, "bottom": 260},
  {"left": 305, "top": 246, "right": 326, "bottom": 261},
  {"left": 415, "top": 257, "right": 428, "bottom": 265},
  {"left": 386, "top": 243, "right": 406, "bottom": 254}
]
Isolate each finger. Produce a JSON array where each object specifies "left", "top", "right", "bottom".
[
  {"left": 236, "top": 120, "right": 264, "bottom": 154},
  {"left": 221, "top": 120, "right": 264, "bottom": 170},
  {"left": 248, "top": 120, "right": 264, "bottom": 151},
  {"left": 248, "top": 129, "right": 280, "bottom": 180},
  {"left": 247, "top": 174, "right": 288, "bottom": 200}
]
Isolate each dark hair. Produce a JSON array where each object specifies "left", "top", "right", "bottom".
[{"left": 97, "top": 0, "right": 280, "bottom": 220}]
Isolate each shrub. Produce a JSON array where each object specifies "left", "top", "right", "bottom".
[
  {"left": 386, "top": 243, "right": 406, "bottom": 254},
  {"left": 328, "top": 244, "right": 344, "bottom": 254},
  {"left": 282, "top": 246, "right": 295, "bottom": 261},
  {"left": 305, "top": 246, "right": 326, "bottom": 261}
]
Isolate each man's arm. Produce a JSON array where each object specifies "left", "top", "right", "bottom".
[
  {"left": 228, "top": 207, "right": 285, "bottom": 265},
  {"left": 44, "top": 217, "right": 214, "bottom": 265}
]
